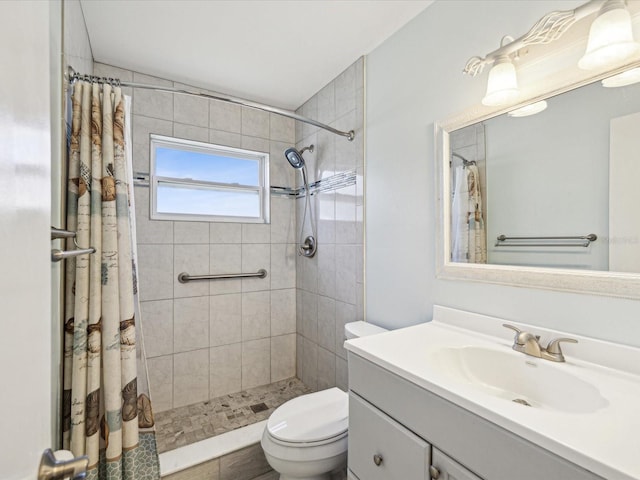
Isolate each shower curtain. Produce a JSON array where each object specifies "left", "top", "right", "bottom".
[
  {"left": 451, "top": 164, "right": 487, "bottom": 263},
  {"left": 62, "top": 80, "right": 160, "bottom": 480}
]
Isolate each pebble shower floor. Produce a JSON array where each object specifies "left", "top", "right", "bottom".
[{"left": 154, "top": 378, "right": 312, "bottom": 453}]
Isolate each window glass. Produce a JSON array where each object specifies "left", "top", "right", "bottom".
[
  {"left": 155, "top": 147, "right": 260, "bottom": 186},
  {"left": 150, "top": 135, "right": 269, "bottom": 223},
  {"left": 157, "top": 183, "right": 260, "bottom": 218}
]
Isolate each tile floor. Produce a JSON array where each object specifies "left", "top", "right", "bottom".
[{"left": 155, "top": 377, "right": 312, "bottom": 453}]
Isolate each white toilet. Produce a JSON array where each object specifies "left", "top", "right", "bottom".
[{"left": 261, "top": 321, "right": 388, "bottom": 480}]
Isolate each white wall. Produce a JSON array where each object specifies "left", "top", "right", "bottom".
[
  {"left": 0, "top": 1, "right": 54, "bottom": 477},
  {"left": 609, "top": 111, "right": 640, "bottom": 272},
  {"left": 50, "top": 0, "right": 64, "bottom": 450},
  {"left": 365, "top": 0, "right": 640, "bottom": 346}
]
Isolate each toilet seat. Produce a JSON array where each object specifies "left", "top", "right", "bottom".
[
  {"left": 266, "top": 429, "right": 348, "bottom": 448},
  {"left": 266, "top": 388, "right": 348, "bottom": 445}
]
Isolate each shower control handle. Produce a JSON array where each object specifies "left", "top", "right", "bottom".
[
  {"left": 299, "top": 235, "right": 317, "bottom": 258},
  {"left": 373, "top": 454, "right": 383, "bottom": 466}
]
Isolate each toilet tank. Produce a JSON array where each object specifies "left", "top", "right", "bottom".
[{"left": 344, "top": 321, "right": 388, "bottom": 340}]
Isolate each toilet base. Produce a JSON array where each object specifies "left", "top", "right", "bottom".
[
  {"left": 262, "top": 431, "right": 347, "bottom": 480},
  {"left": 278, "top": 474, "right": 331, "bottom": 480},
  {"left": 264, "top": 449, "right": 346, "bottom": 480}
]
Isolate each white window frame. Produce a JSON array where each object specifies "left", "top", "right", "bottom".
[{"left": 150, "top": 134, "right": 270, "bottom": 223}]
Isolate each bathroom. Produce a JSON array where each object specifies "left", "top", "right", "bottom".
[{"left": 3, "top": 0, "right": 640, "bottom": 479}]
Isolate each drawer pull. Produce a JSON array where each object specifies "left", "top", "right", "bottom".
[
  {"left": 429, "top": 465, "right": 441, "bottom": 479},
  {"left": 373, "top": 454, "right": 383, "bottom": 466}
]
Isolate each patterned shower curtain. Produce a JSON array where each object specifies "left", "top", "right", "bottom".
[
  {"left": 62, "top": 80, "right": 160, "bottom": 480},
  {"left": 451, "top": 164, "right": 487, "bottom": 263}
]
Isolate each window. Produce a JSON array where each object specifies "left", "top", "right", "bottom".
[{"left": 150, "top": 135, "right": 269, "bottom": 223}]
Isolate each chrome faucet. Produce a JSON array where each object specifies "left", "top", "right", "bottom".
[{"left": 503, "top": 324, "right": 577, "bottom": 362}]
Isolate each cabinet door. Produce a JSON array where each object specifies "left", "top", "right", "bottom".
[
  {"left": 431, "top": 448, "right": 483, "bottom": 480},
  {"left": 349, "top": 393, "right": 431, "bottom": 480}
]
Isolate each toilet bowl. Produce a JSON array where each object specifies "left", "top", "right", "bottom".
[{"left": 261, "top": 321, "right": 387, "bottom": 480}]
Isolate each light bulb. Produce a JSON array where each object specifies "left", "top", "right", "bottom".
[{"left": 482, "top": 56, "right": 519, "bottom": 106}]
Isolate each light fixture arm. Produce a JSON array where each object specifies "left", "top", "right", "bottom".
[{"left": 463, "top": 0, "right": 608, "bottom": 76}]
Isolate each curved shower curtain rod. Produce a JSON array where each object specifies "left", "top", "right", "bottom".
[{"left": 67, "top": 66, "right": 355, "bottom": 141}]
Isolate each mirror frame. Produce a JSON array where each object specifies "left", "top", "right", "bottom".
[{"left": 435, "top": 60, "right": 640, "bottom": 300}]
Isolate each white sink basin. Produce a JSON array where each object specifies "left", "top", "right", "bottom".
[
  {"left": 345, "top": 307, "right": 640, "bottom": 479},
  {"left": 429, "top": 346, "right": 608, "bottom": 413}
]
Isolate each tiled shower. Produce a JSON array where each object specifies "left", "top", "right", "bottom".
[
  {"left": 89, "top": 57, "right": 365, "bottom": 427},
  {"left": 295, "top": 58, "right": 365, "bottom": 391}
]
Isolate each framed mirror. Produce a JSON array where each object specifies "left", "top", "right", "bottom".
[{"left": 436, "top": 56, "right": 640, "bottom": 299}]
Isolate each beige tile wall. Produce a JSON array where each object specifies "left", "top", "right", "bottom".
[
  {"left": 294, "top": 57, "right": 365, "bottom": 391},
  {"left": 93, "top": 62, "right": 298, "bottom": 411},
  {"left": 64, "top": 0, "right": 93, "bottom": 76}
]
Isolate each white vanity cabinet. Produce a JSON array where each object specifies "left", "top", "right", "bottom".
[
  {"left": 431, "top": 448, "right": 483, "bottom": 480},
  {"left": 349, "top": 393, "right": 431, "bottom": 479},
  {"left": 348, "top": 392, "right": 480, "bottom": 480},
  {"left": 347, "top": 353, "right": 604, "bottom": 480}
]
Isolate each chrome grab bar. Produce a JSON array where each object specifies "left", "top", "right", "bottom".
[
  {"left": 50, "top": 227, "right": 96, "bottom": 262},
  {"left": 495, "top": 233, "right": 597, "bottom": 248},
  {"left": 178, "top": 269, "right": 267, "bottom": 283}
]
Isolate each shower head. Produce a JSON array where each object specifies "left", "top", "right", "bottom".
[
  {"left": 284, "top": 148, "right": 304, "bottom": 169},
  {"left": 284, "top": 145, "right": 314, "bottom": 169},
  {"left": 284, "top": 144, "right": 317, "bottom": 257}
]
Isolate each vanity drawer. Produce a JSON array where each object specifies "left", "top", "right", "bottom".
[{"left": 349, "top": 392, "right": 431, "bottom": 480}]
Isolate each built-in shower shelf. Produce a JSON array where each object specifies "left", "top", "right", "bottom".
[{"left": 133, "top": 170, "right": 356, "bottom": 198}]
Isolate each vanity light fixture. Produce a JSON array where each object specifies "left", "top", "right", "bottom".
[
  {"left": 482, "top": 55, "right": 520, "bottom": 106},
  {"left": 464, "top": 0, "right": 640, "bottom": 105},
  {"left": 507, "top": 100, "right": 548, "bottom": 117},
  {"left": 602, "top": 66, "right": 640, "bottom": 86},
  {"left": 578, "top": 0, "right": 640, "bottom": 70}
]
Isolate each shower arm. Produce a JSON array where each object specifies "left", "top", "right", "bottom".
[
  {"left": 67, "top": 66, "right": 355, "bottom": 141},
  {"left": 451, "top": 152, "right": 476, "bottom": 167}
]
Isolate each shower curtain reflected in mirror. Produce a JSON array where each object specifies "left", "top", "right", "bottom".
[
  {"left": 451, "top": 164, "right": 487, "bottom": 264},
  {"left": 63, "top": 80, "right": 160, "bottom": 480}
]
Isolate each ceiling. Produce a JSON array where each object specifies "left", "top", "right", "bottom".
[{"left": 80, "top": 0, "right": 433, "bottom": 110}]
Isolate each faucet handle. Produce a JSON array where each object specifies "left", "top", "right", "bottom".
[
  {"left": 502, "top": 323, "right": 521, "bottom": 334},
  {"left": 546, "top": 337, "right": 578, "bottom": 355},
  {"left": 502, "top": 324, "right": 525, "bottom": 345}
]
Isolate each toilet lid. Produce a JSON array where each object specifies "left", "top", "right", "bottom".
[{"left": 267, "top": 388, "right": 348, "bottom": 443}]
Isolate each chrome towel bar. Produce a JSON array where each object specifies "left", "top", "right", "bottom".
[
  {"left": 178, "top": 269, "right": 267, "bottom": 283},
  {"left": 51, "top": 227, "right": 77, "bottom": 240},
  {"left": 495, "top": 233, "right": 597, "bottom": 248},
  {"left": 50, "top": 227, "right": 96, "bottom": 262},
  {"left": 51, "top": 247, "right": 96, "bottom": 262},
  {"left": 38, "top": 448, "right": 88, "bottom": 480}
]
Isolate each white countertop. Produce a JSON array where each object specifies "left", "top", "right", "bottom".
[{"left": 345, "top": 306, "right": 640, "bottom": 480}]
